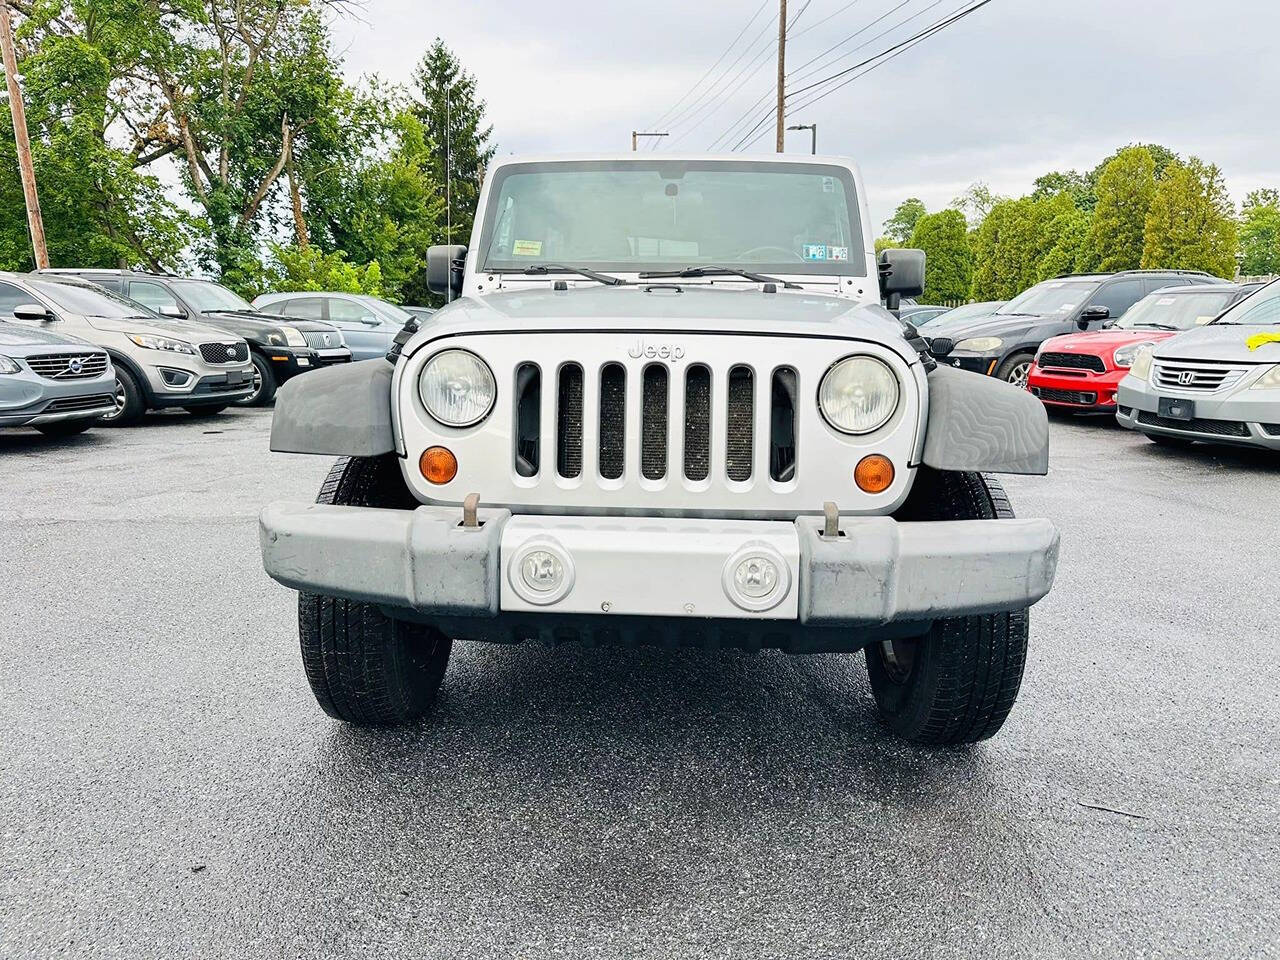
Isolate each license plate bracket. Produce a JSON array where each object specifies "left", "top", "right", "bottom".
[{"left": 1158, "top": 396, "right": 1195, "bottom": 420}]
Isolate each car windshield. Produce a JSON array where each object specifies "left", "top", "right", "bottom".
[
  {"left": 1212, "top": 280, "right": 1280, "bottom": 325},
  {"left": 170, "top": 279, "right": 255, "bottom": 312},
  {"left": 998, "top": 280, "right": 1099, "bottom": 316},
  {"left": 477, "top": 159, "right": 865, "bottom": 277},
  {"left": 1116, "top": 290, "right": 1240, "bottom": 330},
  {"left": 28, "top": 278, "right": 153, "bottom": 319},
  {"left": 355, "top": 295, "right": 413, "bottom": 323},
  {"left": 937, "top": 301, "right": 1003, "bottom": 323}
]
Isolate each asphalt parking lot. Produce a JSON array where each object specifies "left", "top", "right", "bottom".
[{"left": 1, "top": 408, "right": 1277, "bottom": 959}]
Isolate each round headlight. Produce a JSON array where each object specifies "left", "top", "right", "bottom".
[
  {"left": 419, "top": 349, "right": 496, "bottom": 427},
  {"left": 818, "top": 356, "right": 900, "bottom": 435}
]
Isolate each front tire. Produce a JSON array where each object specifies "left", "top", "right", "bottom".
[
  {"left": 297, "top": 455, "right": 452, "bottom": 724},
  {"left": 233, "top": 353, "right": 277, "bottom": 407},
  {"left": 864, "top": 469, "right": 1029, "bottom": 745},
  {"left": 100, "top": 367, "right": 146, "bottom": 426},
  {"left": 995, "top": 352, "right": 1035, "bottom": 389}
]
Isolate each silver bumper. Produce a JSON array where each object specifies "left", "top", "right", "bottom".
[
  {"left": 260, "top": 504, "right": 1059, "bottom": 626},
  {"left": 1117, "top": 376, "right": 1280, "bottom": 449}
]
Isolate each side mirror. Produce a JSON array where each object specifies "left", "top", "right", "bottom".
[
  {"left": 427, "top": 244, "right": 467, "bottom": 299},
  {"left": 13, "top": 303, "right": 53, "bottom": 321},
  {"left": 158, "top": 305, "right": 188, "bottom": 319},
  {"left": 878, "top": 248, "right": 926, "bottom": 311},
  {"left": 1077, "top": 304, "right": 1109, "bottom": 330}
]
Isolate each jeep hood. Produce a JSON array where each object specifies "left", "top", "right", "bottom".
[
  {"left": 401, "top": 286, "right": 918, "bottom": 362},
  {"left": 1153, "top": 324, "right": 1280, "bottom": 363}
]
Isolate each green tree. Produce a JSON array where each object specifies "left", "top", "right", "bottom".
[
  {"left": 266, "top": 243, "right": 385, "bottom": 295},
  {"left": 1031, "top": 170, "right": 1093, "bottom": 209},
  {"left": 907, "top": 209, "right": 972, "bottom": 304},
  {"left": 1239, "top": 190, "right": 1280, "bottom": 276},
  {"left": 951, "top": 181, "right": 1000, "bottom": 226},
  {"left": 970, "top": 192, "right": 1078, "bottom": 300},
  {"left": 412, "top": 39, "right": 495, "bottom": 249},
  {"left": 881, "top": 197, "right": 927, "bottom": 245},
  {"left": 1086, "top": 146, "right": 1156, "bottom": 272},
  {"left": 1036, "top": 204, "right": 1092, "bottom": 280},
  {"left": 1141, "top": 158, "right": 1239, "bottom": 277}
]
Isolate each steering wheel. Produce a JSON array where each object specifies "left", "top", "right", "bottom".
[{"left": 737, "top": 245, "right": 804, "bottom": 262}]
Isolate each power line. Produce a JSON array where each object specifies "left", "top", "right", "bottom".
[
  {"left": 787, "top": 0, "right": 950, "bottom": 90},
  {"left": 786, "top": 0, "right": 916, "bottom": 83}
]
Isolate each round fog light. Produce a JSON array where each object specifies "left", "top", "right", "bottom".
[
  {"left": 508, "top": 540, "right": 574, "bottom": 606},
  {"left": 520, "top": 550, "right": 564, "bottom": 593},
  {"left": 722, "top": 543, "right": 791, "bottom": 613}
]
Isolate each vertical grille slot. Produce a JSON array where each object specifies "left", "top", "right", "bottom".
[
  {"left": 683, "top": 365, "right": 711, "bottom": 481},
  {"left": 641, "top": 364, "right": 669, "bottom": 480},
  {"left": 557, "top": 364, "right": 583, "bottom": 478},
  {"left": 514, "top": 363, "right": 540, "bottom": 477},
  {"left": 769, "top": 367, "right": 798, "bottom": 482},
  {"left": 598, "top": 363, "right": 626, "bottom": 480},
  {"left": 726, "top": 365, "right": 754, "bottom": 481}
]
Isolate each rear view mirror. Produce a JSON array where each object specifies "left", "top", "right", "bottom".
[
  {"left": 427, "top": 244, "right": 467, "bottom": 300},
  {"left": 878, "top": 248, "right": 926, "bottom": 311},
  {"left": 12, "top": 303, "right": 52, "bottom": 321},
  {"left": 158, "top": 305, "right": 188, "bottom": 319}
]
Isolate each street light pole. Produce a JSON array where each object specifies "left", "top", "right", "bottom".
[
  {"left": 787, "top": 123, "right": 816, "bottom": 155},
  {"left": 0, "top": 1, "right": 47, "bottom": 269}
]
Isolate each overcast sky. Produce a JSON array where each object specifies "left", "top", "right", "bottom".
[{"left": 335, "top": 0, "right": 1280, "bottom": 231}]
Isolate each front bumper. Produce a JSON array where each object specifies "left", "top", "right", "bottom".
[
  {"left": 148, "top": 370, "right": 254, "bottom": 408},
  {"left": 260, "top": 505, "right": 1060, "bottom": 634},
  {"left": 0, "top": 365, "right": 118, "bottom": 426},
  {"left": 931, "top": 351, "right": 998, "bottom": 376},
  {"left": 1116, "top": 376, "right": 1280, "bottom": 449},
  {"left": 1028, "top": 367, "right": 1124, "bottom": 412},
  {"left": 265, "top": 348, "right": 320, "bottom": 382}
]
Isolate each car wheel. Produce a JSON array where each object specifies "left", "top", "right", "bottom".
[
  {"left": 297, "top": 455, "right": 452, "bottom": 725},
  {"left": 234, "top": 353, "right": 276, "bottom": 407},
  {"left": 995, "top": 352, "right": 1035, "bottom": 389},
  {"left": 864, "top": 468, "right": 1028, "bottom": 745},
  {"left": 183, "top": 405, "right": 228, "bottom": 417},
  {"left": 100, "top": 368, "right": 145, "bottom": 426},
  {"left": 35, "top": 418, "right": 96, "bottom": 437}
]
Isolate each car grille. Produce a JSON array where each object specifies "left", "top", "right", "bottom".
[
  {"left": 1262, "top": 423, "right": 1280, "bottom": 437},
  {"left": 25, "top": 352, "right": 110, "bottom": 381},
  {"left": 303, "top": 330, "right": 343, "bottom": 351},
  {"left": 44, "top": 393, "right": 115, "bottom": 412},
  {"left": 1038, "top": 352, "right": 1105, "bottom": 373},
  {"left": 1136, "top": 411, "right": 1249, "bottom": 437},
  {"left": 1031, "top": 387, "right": 1098, "bottom": 405},
  {"left": 198, "top": 341, "right": 249, "bottom": 365},
  {"left": 1152, "top": 359, "right": 1252, "bottom": 392},
  {"left": 926, "top": 337, "right": 954, "bottom": 357}
]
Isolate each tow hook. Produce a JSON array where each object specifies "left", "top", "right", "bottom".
[
  {"left": 822, "top": 501, "right": 841, "bottom": 539},
  {"left": 462, "top": 492, "right": 480, "bottom": 528}
]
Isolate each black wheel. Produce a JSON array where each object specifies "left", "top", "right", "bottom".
[
  {"left": 100, "top": 367, "right": 145, "bottom": 425},
  {"left": 864, "top": 469, "right": 1029, "bottom": 745},
  {"left": 35, "top": 418, "right": 96, "bottom": 437},
  {"left": 1146, "top": 433, "right": 1192, "bottom": 448},
  {"left": 298, "top": 455, "right": 452, "bottom": 724},
  {"left": 183, "top": 405, "right": 228, "bottom": 417},
  {"left": 995, "top": 352, "right": 1035, "bottom": 389},
  {"left": 234, "top": 353, "right": 276, "bottom": 407}
]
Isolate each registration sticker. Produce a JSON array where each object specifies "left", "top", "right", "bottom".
[
  {"left": 512, "top": 239, "right": 543, "bottom": 257},
  {"left": 802, "top": 243, "right": 827, "bottom": 261},
  {"left": 1157, "top": 297, "right": 1176, "bottom": 305},
  {"left": 829, "top": 246, "right": 849, "bottom": 261}
]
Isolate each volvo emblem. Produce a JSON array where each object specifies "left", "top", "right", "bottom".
[
  {"left": 67, "top": 357, "right": 84, "bottom": 375},
  {"left": 628, "top": 339, "right": 684, "bottom": 361},
  {"left": 1177, "top": 370, "right": 1195, "bottom": 385}
]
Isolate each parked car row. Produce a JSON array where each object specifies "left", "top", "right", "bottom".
[{"left": 2, "top": 270, "right": 427, "bottom": 438}]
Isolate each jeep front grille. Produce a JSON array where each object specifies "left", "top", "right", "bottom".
[
  {"left": 25, "top": 352, "right": 110, "bottom": 380},
  {"left": 1152, "top": 359, "right": 1251, "bottom": 392}
]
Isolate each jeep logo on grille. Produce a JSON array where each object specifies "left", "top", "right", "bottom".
[{"left": 628, "top": 340, "right": 685, "bottom": 361}]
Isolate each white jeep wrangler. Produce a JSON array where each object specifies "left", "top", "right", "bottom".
[{"left": 260, "top": 155, "right": 1059, "bottom": 744}]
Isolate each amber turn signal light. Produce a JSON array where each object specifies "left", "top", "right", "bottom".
[
  {"left": 420, "top": 446, "right": 458, "bottom": 485},
  {"left": 854, "top": 454, "right": 895, "bottom": 493}
]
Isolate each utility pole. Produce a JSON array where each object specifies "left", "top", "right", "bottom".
[
  {"left": 0, "top": 1, "right": 47, "bottom": 269},
  {"left": 787, "top": 123, "right": 816, "bottom": 154},
  {"left": 631, "top": 131, "right": 668, "bottom": 151},
  {"left": 775, "top": 0, "right": 787, "bottom": 153}
]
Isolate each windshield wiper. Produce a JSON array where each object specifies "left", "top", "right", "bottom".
[
  {"left": 638, "top": 265, "right": 802, "bottom": 289},
  {"left": 497, "top": 263, "right": 626, "bottom": 286},
  {"left": 1131, "top": 322, "right": 1178, "bottom": 330}
]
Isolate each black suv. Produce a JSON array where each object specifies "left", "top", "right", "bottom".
[
  {"left": 922, "top": 270, "right": 1218, "bottom": 387},
  {"left": 38, "top": 270, "right": 352, "bottom": 405}
]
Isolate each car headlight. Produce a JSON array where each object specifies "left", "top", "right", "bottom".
[
  {"left": 0, "top": 355, "right": 19, "bottom": 374},
  {"left": 1250, "top": 364, "right": 1280, "bottom": 391},
  {"left": 818, "top": 355, "right": 900, "bottom": 435},
  {"left": 955, "top": 336, "right": 1003, "bottom": 353},
  {"left": 279, "top": 326, "right": 308, "bottom": 347},
  {"left": 1113, "top": 340, "right": 1156, "bottom": 368},
  {"left": 128, "top": 334, "right": 195, "bottom": 355},
  {"left": 1129, "top": 344, "right": 1156, "bottom": 381},
  {"left": 419, "top": 349, "right": 496, "bottom": 427}
]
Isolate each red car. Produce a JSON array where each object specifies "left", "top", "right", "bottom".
[{"left": 1027, "top": 282, "right": 1258, "bottom": 412}]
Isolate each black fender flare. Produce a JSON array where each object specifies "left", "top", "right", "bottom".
[
  {"left": 269, "top": 358, "right": 395, "bottom": 457},
  {"left": 921, "top": 365, "right": 1049, "bottom": 475}
]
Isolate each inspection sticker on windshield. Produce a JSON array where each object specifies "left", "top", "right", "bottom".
[
  {"left": 803, "top": 243, "right": 827, "bottom": 261},
  {"left": 829, "top": 246, "right": 849, "bottom": 261},
  {"left": 512, "top": 239, "right": 543, "bottom": 257},
  {"left": 1157, "top": 297, "right": 1176, "bottom": 305}
]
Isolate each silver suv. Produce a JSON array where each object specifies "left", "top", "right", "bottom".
[{"left": 0, "top": 273, "right": 254, "bottom": 423}]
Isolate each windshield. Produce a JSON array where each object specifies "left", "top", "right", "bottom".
[
  {"left": 170, "top": 279, "right": 255, "bottom": 312},
  {"left": 939, "top": 301, "right": 1004, "bottom": 323},
  {"left": 28, "top": 279, "right": 153, "bottom": 319},
  {"left": 1116, "top": 290, "right": 1240, "bottom": 330},
  {"left": 998, "top": 280, "right": 1099, "bottom": 316},
  {"left": 477, "top": 160, "right": 865, "bottom": 277},
  {"left": 1212, "top": 280, "right": 1280, "bottom": 325},
  {"left": 356, "top": 295, "right": 413, "bottom": 323}
]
